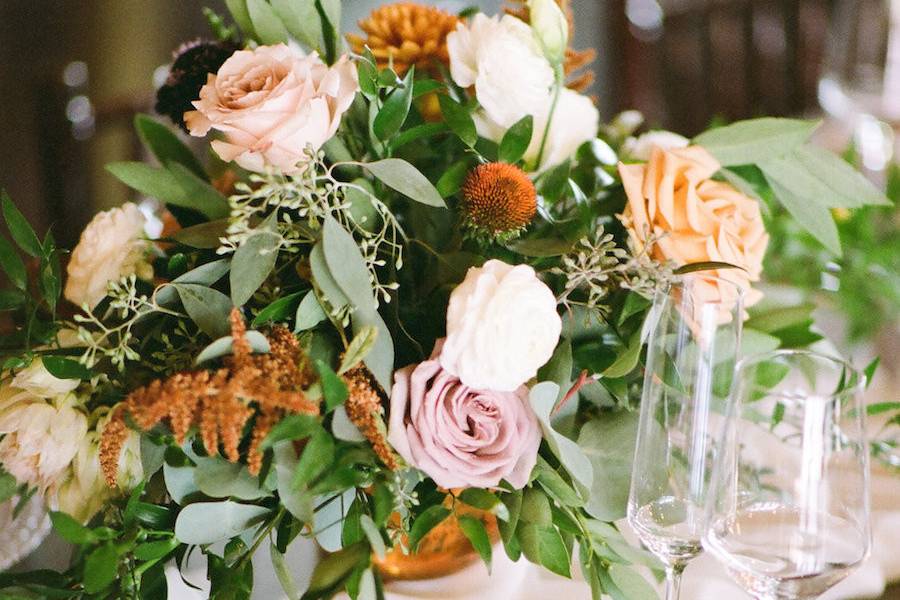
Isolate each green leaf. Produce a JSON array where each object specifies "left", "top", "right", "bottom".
[
  {"left": 83, "top": 544, "right": 118, "bottom": 593},
  {"left": 359, "top": 514, "right": 386, "bottom": 559},
  {"left": 0, "top": 288, "right": 25, "bottom": 310},
  {"left": 507, "top": 237, "right": 575, "bottom": 258},
  {"left": 436, "top": 159, "right": 472, "bottom": 198},
  {"left": 106, "top": 162, "right": 229, "bottom": 220},
  {"left": 498, "top": 115, "right": 534, "bottom": 164},
  {"left": 388, "top": 122, "right": 450, "bottom": 152},
  {"left": 274, "top": 443, "right": 314, "bottom": 522},
  {"left": 338, "top": 325, "right": 378, "bottom": 374},
  {"left": 41, "top": 356, "right": 92, "bottom": 380},
  {"left": 247, "top": 0, "right": 289, "bottom": 44},
  {"left": 134, "top": 114, "right": 205, "bottom": 179},
  {"left": 693, "top": 118, "right": 818, "bottom": 166},
  {"left": 292, "top": 426, "right": 335, "bottom": 489},
  {"left": 608, "top": 564, "right": 659, "bottom": 600},
  {"left": 230, "top": 231, "right": 281, "bottom": 306},
  {"left": 746, "top": 303, "right": 816, "bottom": 334},
  {"left": 578, "top": 411, "right": 641, "bottom": 521},
  {"left": 271, "top": 542, "right": 302, "bottom": 600},
  {"left": 272, "top": 0, "right": 322, "bottom": 49},
  {"left": 50, "top": 511, "right": 94, "bottom": 544},
  {"left": 174, "top": 501, "right": 271, "bottom": 545},
  {"left": 225, "top": 0, "right": 256, "bottom": 38},
  {"left": 763, "top": 166, "right": 842, "bottom": 255},
  {"left": 0, "top": 470, "right": 16, "bottom": 504},
  {"left": 133, "top": 538, "right": 180, "bottom": 561},
  {"left": 458, "top": 515, "right": 492, "bottom": 571},
  {"left": 864, "top": 357, "right": 880, "bottom": 390},
  {"left": 867, "top": 402, "right": 900, "bottom": 415},
  {"left": 173, "top": 283, "right": 233, "bottom": 339},
  {"left": 193, "top": 456, "right": 267, "bottom": 500},
  {"left": 534, "top": 457, "right": 584, "bottom": 507},
  {"left": 295, "top": 291, "right": 328, "bottom": 331},
  {"left": 352, "top": 310, "right": 394, "bottom": 396},
  {"left": 253, "top": 291, "right": 304, "bottom": 328},
  {"left": 262, "top": 413, "right": 320, "bottom": 450},
  {"left": 601, "top": 331, "right": 641, "bottom": 378},
  {"left": 529, "top": 382, "right": 593, "bottom": 492},
  {"left": 438, "top": 94, "right": 477, "bottom": 147},
  {"left": 170, "top": 219, "right": 229, "bottom": 249},
  {"left": 458, "top": 489, "right": 509, "bottom": 520},
  {"left": 315, "top": 359, "right": 349, "bottom": 412},
  {"left": 0, "top": 235, "right": 26, "bottom": 289},
  {"left": 363, "top": 158, "right": 446, "bottom": 208},
  {"left": 408, "top": 506, "right": 451, "bottom": 551},
  {"left": 673, "top": 261, "right": 745, "bottom": 275},
  {"left": 309, "top": 242, "right": 349, "bottom": 312},
  {"left": 373, "top": 67, "right": 414, "bottom": 140},
  {"left": 314, "top": 0, "right": 341, "bottom": 64},
  {"left": 321, "top": 216, "right": 376, "bottom": 313},
  {"left": 1, "top": 192, "right": 42, "bottom": 257},
  {"left": 793, "top": 145, "right": 891, "bottom": 207},
  {"left": 518, "top": 523, "right": 571, "bottom": 577},
  {"left": 306, "top": 542, "right": 369, "bottom": 595}
]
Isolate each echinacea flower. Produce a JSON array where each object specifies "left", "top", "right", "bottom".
[{"left": 461, "top": 162, "right": 537, "bottom": 241}]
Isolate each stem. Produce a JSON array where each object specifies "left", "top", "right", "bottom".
[
  {"left": 534, "top": 64, "right": 565, "bottom": 170},
  {"left": 664, "top": 563, "right": 686, "bottom": 600},
  {"left": 239, "top": 507, "right": 285, "bottom": 569}
]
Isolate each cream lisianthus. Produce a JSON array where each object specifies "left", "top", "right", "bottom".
[
  {"left": 528, "top": 0, "right": 569, "bottom": 65},
  {"left": 439, "top": 259, "right": 562, "bottom": 392},
  {"left": 447, "top": 13, "right": 554, "bottom": 140},
  {"left": 0, "top": 389, "right": 88, "bottom": 492},
  {"left": 56, "top": 411, "right": 142, "bottom": 523},
  {"left": 64, "top": 203, "right": 153, "bottom": 309}
]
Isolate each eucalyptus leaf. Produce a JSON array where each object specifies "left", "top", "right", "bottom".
[
  {"left": 106, "top": 162, "right": 229, "bottom": 220},
  {"left": 529, "top": 382, "right": 593, "bottom": 493},
  {"left": 246, "top": 0, "right": 289, "bottom": 44},
  {"left": 608, "top": 564, "right": 659, "bottom": 600},
  {"left": 173, "top": 283, "right": 233, "bottom": 339},
  {"left": 156, "top": 259, "right": 230, "bottom": 306},
  {"left": 275, "top": 441, "right": 314, "bottom": 522},
  {"left": 363, "top": 159, "right": 446, "bottom": 208},
  {"left": 195, "top": 331, "right": 270, "bottom": 364},
  {"left": 309, "top": 242, "right": 349, "bottom": 313},
  {"left": 793, "top": 145, "right": 891, "bottom": 207},
  {"left": 321, "top": 216, "right": 375, "bottom": 313},
  {"left": 171, "top": 219, "right": 229, "bottom": 249},
  {"left": 224, "top": 0, "right": 256, "bottom": 38},
  {"left": 339, "top": 325, "right": 378, "bottom": 374},
  {"left": 693, "top": 118, "right": 818, "bottom": 166},
  {"left": 295, "top": 291, "right": 328, "bottom": 331},
  {"left": 193, "top": 456, "right": 268, "bottom": 500},
  {"left": 270, "top": 542, "right": 302, "bottom": 600},
  {"left": 174, "top": 501, "right": 271, "bottom": 545},
  {"left": 231, "top": 230, "right": 280, "bottom": 306},
  {"left": 134, "top": 114, "right": 205, "bottom": 178},
  {"left": 331, "top": 405, "right": 366, "bottom": 442},
  {"left": 579, "top": 411, "right": 640, "bottom": 521}
]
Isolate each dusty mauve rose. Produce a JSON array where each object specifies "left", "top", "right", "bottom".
[
  {"left": 64, "top": 203, "right": 153, "bottom": 309},
  {"left": 185, "top": 44, "right": 358, "bottom": 174},
  {"left": 618, "top": 146, "right": 769, "bottom": 306},
  {"left": 389, "top": 343, "right": 541, "bottom": 489}
]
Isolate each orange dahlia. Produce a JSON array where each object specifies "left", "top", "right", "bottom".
[
  {"left": 461, "top": 163, "right": 537, "bottom": 242},
  {"left": 346, "top": 3, "right": 459, "bottom": 77}
]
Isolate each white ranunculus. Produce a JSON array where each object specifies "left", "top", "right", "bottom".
[
  {"left": 623, "top": 130, "right": 690, "bottom": 161},
  {"left": 440, "top": 259, "right": 562, "bottom": 392},
  {"left": 56, "top": 413, "right": 142, "bottom": 523},
  {"left": 526, "top": 87, "right": 600, "bottom": 172},
  {"left": 12, "top": 357, "right": 79, "bottom": 398},
  {"left": 528, "top": 0, "right": 569, "bottom": 64},
  {"left": 0, "top": 390, "right": 88, "bottom": 491},
  {"left": 64, "top": 203, "right": 153, "bottom": 309},
  {"left": 448, "top": 13, "right": 554, "bottom": 140}
]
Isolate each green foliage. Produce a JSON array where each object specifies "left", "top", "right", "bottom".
[
  {"left": 362, "top": 159, "right": 446, "bottom": 208},
  {"left": 499, "top": 115, "right": 535, "bottom": 164},
  {"left": 693, "top": 117, "right": 818, "bottom": 166},
  {"left": 107, "top": 161, "right": 229, "bottom": 220}
]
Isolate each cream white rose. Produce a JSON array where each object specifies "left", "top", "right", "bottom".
[
  {"left": 528, "top": 0, "right": 569, "bottom": 64},
  {"left": 623, "top": 130, "right": 689, "bottom": 161},
  {"left": 440, "top": 259, "right": 562, "bottom": 392},
  {"left": 448, "top": 13, "right": 554, "bottom": 140},
  {"left": 64, "top": 203, "right": 152, "bottom": 309},
  {"left": 12, "top": 358, "right": 79, "bottom": 398},
  {"left": 185, "top": 44, "right": 358, "bottom": 174},
  {"left": 0, "top": 389, "right": 88, "bottom": 491},
  {"left": 525, "top": 87, "right": 599, "bottom": 172}
]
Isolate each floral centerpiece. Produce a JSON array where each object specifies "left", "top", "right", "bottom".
[{"left": 0, "top": 0, "right": 891, "bottom": 598}]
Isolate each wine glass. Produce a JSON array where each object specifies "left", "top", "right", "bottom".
[
  {"left": 704, "top": 350, "right": 871, "bottom": 600},
  {"left": 628, "top": 274, "right": 744, "bottom": 600}
]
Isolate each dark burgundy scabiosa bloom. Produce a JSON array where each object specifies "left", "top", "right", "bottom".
[{"left": 155, "top": 39, "right": 239, "bottom": 132}]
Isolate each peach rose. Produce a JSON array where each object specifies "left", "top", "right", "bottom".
[
  {"left": 618, "top": 146, "right": 769, "bottom": 306},
  {"left": 185, "top": 44, "right": 358, "bottom": 174}
]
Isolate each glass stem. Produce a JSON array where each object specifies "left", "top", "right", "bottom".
[{"left": 664, "top": 563, "right": 686, "bottom": 600}]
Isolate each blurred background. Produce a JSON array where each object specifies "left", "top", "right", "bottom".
[{"left": 1, "top": 0, "right": 898, "bottom": 597}]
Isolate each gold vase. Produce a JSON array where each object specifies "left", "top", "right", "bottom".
[{"left": 374, "top": 507, "right": 499, "bottom": 581}]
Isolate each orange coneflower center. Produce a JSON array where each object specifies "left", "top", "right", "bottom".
[{"left": 461, "top": 163, "right": 537, "bottom": 238}]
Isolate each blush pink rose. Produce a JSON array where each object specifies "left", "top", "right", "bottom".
[
  {"left": 185, "top": 44, "right": 358, "bottom": 174},
  {"left": 388, "top": 341, "right": 541, "bottom": 489}
]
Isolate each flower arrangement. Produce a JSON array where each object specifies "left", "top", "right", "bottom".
[{"left": 0, "top": 0, "right": 892, "bottom": 598}]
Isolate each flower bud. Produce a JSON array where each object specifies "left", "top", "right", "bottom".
[{"left": 528, "top": 0, "right": 569, "bottom": 65}]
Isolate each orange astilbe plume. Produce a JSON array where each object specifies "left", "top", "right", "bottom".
[
  {"left": 346, "top": 3, "right": 459, "bottom": 77},
  {"left": 505, "top": 0, "right": 596, "bottom": 92},
  {"left": 343, "top": 366, "right": 399, "bottom": 470},
  {"left": 100, "top": 309, "right": 319, "bottom": 485}
]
